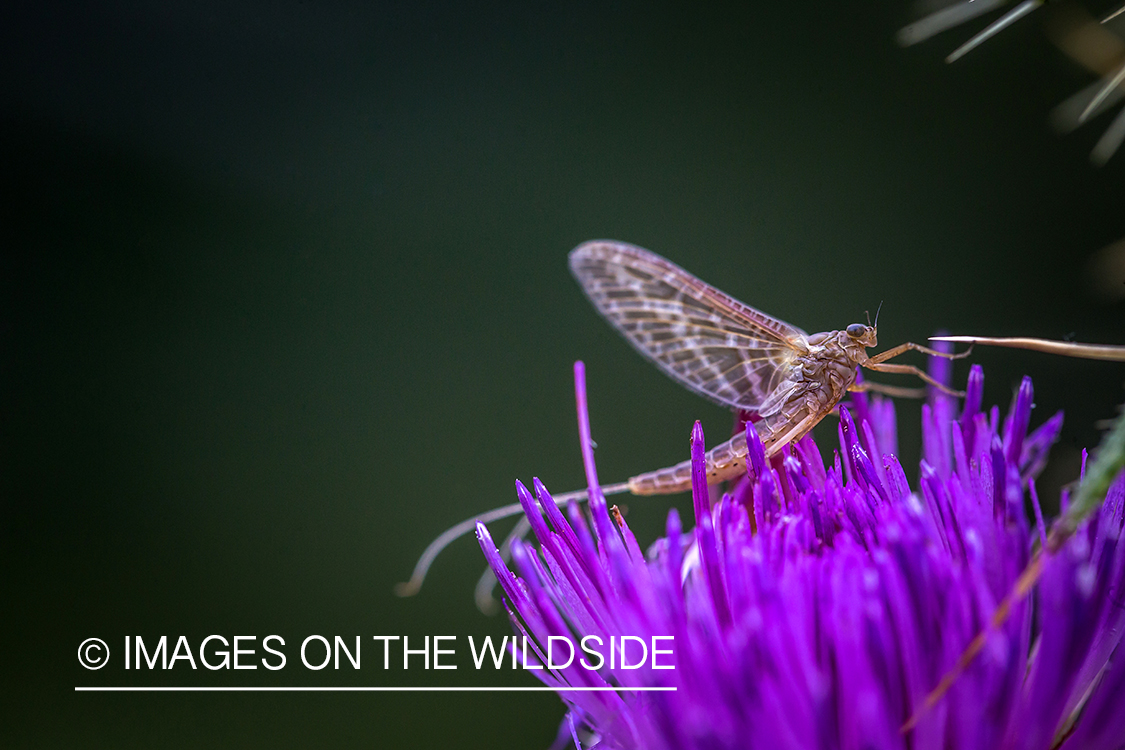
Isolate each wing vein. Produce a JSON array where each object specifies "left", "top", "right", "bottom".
[{"left": 570, "top": 241, "right": 811, "bottom": 411}]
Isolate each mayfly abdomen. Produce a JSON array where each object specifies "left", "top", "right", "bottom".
[
  {"left": 627, "top": 428, "right": 751, "bottom": 495},
  {"left": 624, "top": 398, "right": 822, "bottom": 496}
]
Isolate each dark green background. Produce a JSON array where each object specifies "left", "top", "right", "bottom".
[{"left": 3, "top": 1, "right": 1124, "bottom": 747}]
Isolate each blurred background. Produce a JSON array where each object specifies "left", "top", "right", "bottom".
[{"left": 3, "top": 1, "right": 1124, "bottom": 747}]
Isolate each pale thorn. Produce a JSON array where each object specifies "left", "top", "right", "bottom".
[
  {"left": 897, "top": 0, "right": 1006, "bottom": 47},
  {"left": 946, "top": 0, "right": 1043, "bottom": 63},
  {"left": 1051, "top": 79, "right": 1125, "bottom": 134},
  {"left": 1080, "top": 61, "right": 1125, "bottom": 123},
  {"left": 1091, "top": 104, "right": 1125, "bottom": 164}
]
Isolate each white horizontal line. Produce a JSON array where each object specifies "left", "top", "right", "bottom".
[{"left": 75, "top": 686, "right": 675, "bottom": 692}]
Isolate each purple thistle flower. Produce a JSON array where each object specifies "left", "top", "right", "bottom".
[{"left": 477, "top": 360, "right": 1125, "bottom": 750}]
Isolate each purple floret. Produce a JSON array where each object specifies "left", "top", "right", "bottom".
[{"left": 477, "top": 360, "right": 1125, "bottom": 750}]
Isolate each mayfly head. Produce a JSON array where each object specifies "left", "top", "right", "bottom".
[{"left": 846, "top": 322, "right": 878, "bottom": 348}]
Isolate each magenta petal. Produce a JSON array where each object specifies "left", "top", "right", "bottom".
[{"left": 471, "top": 362, "right": 1123, "bottom": 750}]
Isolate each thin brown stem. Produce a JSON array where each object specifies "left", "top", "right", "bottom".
[{"left": 930, "top": 336, "right": 1125, "bottom": 362}]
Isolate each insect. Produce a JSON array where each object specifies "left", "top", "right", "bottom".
[
  {"left": 567, "top": 240, "right": 968, "bottom": 494},
  {"left": 396, "top": 240, "right": 968, "bottom": 603}
]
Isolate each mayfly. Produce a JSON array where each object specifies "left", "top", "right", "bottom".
[{"left": 396, "top": 240, "right": 969, "bottom": 602}]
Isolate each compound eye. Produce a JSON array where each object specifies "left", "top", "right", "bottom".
[{"left": 846, "top": 323, "right": 865, "bottom": 338}]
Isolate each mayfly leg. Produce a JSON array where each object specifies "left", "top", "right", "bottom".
[
  {"left": 849, "top": 381, "right": 927, "bottom": 399},
  {"left": 864, "top": 362, "right": 966, "bottom": 397},
  {"left": 868, "top": 340, "right": 973, "bottom": 365},
  {"left": 864, "top": 341, "right": 972, "bottom": 397}
]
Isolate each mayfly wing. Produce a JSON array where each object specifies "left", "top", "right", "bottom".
[
  {"left": 403, "top": 243, "right": 820, "bottom": 604},
  {"left": 569, "top": 240, "right": 811, "bottom": 412}
]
